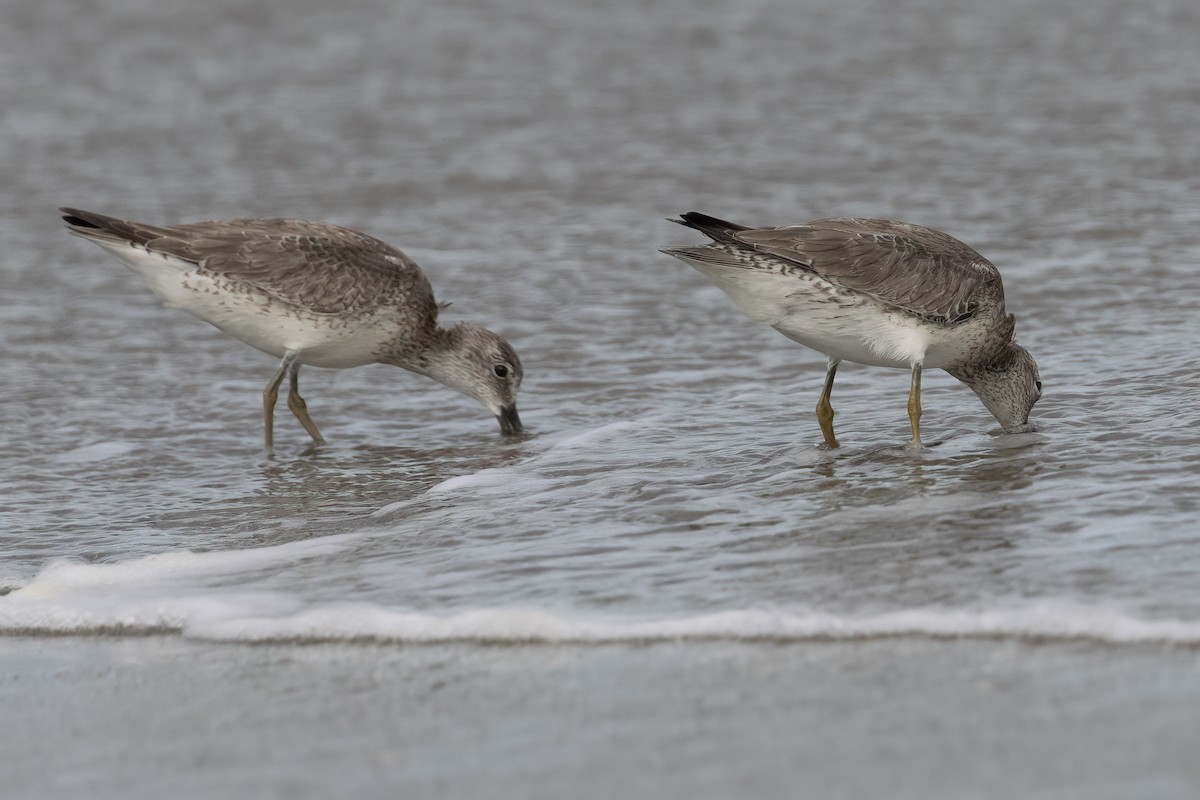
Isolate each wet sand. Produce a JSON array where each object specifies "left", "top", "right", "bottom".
[{"left": 4, "top": 638, "right": 1199, "bottom": 799}]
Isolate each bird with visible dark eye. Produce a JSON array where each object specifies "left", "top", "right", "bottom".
[{"left": 60, "top": 207, "right": 525, "bottom": 447}]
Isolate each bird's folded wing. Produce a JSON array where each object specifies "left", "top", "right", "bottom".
[
  {"left": 734, "top": 219, "right": 1002, "bottom": 322},
  {"left": 182, "top": 223, "right": 432, "bottom": 314},
  {"left": 67, "top": 210, "right": 433, "bottom": 316}
]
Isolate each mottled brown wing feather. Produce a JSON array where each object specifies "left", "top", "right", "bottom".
[
  {"left": 142, "top": 219, "right": 434, "bottom": 316},
  {"left": 733, "top": 218, "right": 1004, "bottom": 321}
]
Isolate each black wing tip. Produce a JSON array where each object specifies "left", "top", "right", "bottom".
[
  {"left": 680, "top": 211, "right": 744, "bottom": 226},
  {"left": 670, "top": 211, "right": 751, "bottom": 242},
  {"left": 59, "top": 207, "right": 149, "bottom": 246},
  {"left": 60, "top": 207, "right": 105, "bottom": 229}
]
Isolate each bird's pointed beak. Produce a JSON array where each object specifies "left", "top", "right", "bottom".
[{"left": 497, "top": 404, "right": 523, "bottom": 436}]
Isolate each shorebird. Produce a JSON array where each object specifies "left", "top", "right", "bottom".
[
  {"left": 662, "top": 212, "right": 1041, "bottom": 447},
  {"left": 61, "top": 208, "right": 523, "bottom": 447}
]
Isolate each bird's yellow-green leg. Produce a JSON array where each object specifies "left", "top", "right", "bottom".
[
  {"left": 816, "top": 357, "right": 841, "bottom": 449},
  {"left": 287, "top": 364, "right": 326, "bottom": 445},
  {"left": 907, "top": 362, "right": 923, "bottom": 446},
  {"left": 262, "top": 351, "right": 299, "bottom": 450}
]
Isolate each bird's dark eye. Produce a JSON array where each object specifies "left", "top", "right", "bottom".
[
  {"left": 1035, "top": 380, "right": 1043, "bottom": 393},
  {"left": 493, "top": 364, "right": 510, "bottom": 379}
]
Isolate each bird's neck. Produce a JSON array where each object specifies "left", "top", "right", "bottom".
[
  {"left": 401, "top": 326, "right": 474, "bottom": 396},
  {"left": 945, "top": 340, "right": 1020, "bottom": 385},
  {"left": 383, "top": 324, "right": 456, "bottom": 371}
]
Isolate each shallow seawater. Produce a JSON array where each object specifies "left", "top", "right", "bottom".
[{"left": 2, "top": 0, "right": 1199, "bottom": 796}]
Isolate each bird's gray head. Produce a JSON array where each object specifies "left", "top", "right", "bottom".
[
  {"left": 419, "top": 324, "right": 524, "bottom": 435},
  {"left": 954, "top": 341, "right": 1042, "bottom": 433}
]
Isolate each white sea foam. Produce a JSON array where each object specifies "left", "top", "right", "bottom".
[
  {"left": 183, "top": 604, "right": 1200, "bottom": 645},
  {"left": 2, "top": 547, "right": 1197, "bottom": 645},
  {"left": 428, "top": 467, "right": 520, "bottom": 494},
  {"left": 419, "top": 419, "right": 650, "bottom": 498},
  {"left": 25, "top": 533, "right": 361, "bottom": 590},
  {"left": 56, "top": 441, "right": 140, "bottom": 463},
  {"left": 541, "top": 419, "right": 648, "bottom": 452},
  {"left": 371, "top": 499, "right": 416, "bottom": 517}
]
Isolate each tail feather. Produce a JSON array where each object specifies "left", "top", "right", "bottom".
[{"left": 669, "top": 211, "right": 751, "bottom": 243}]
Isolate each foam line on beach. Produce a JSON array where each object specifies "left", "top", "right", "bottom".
[
  {"left": 2, "top": 553, "right": 1197, "bottom": 646},
  {"left": 186, "top": 604, "right": 1200, "bottom": 645}
]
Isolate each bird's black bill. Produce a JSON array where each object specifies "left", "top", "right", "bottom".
[{"left": 497, "top": 404, "right": 523, "bottom": 436}]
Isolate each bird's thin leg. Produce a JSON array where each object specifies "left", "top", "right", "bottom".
[
  {"left": 263, "top": 351, "right": 300, "bottom": 450},
  {"left": 907, "top": 362, "right": 923, "bottom": 446},
  {"left": 816, "top": 357, "right": 841, "bottom": 449},
  {"left": 287, "top": 362, "right": 326, "bottom": 445}
]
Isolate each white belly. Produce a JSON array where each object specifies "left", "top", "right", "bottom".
[
  {"left": 98, "top": 241, "right": 399, "bottom": 368},
  {"left": 773, "top": 302, "right": 931, "bottom": 369}
]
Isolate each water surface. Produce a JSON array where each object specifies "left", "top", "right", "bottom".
[{"left": 2, "top": 0, "right": 1199, "bottom": 796}]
